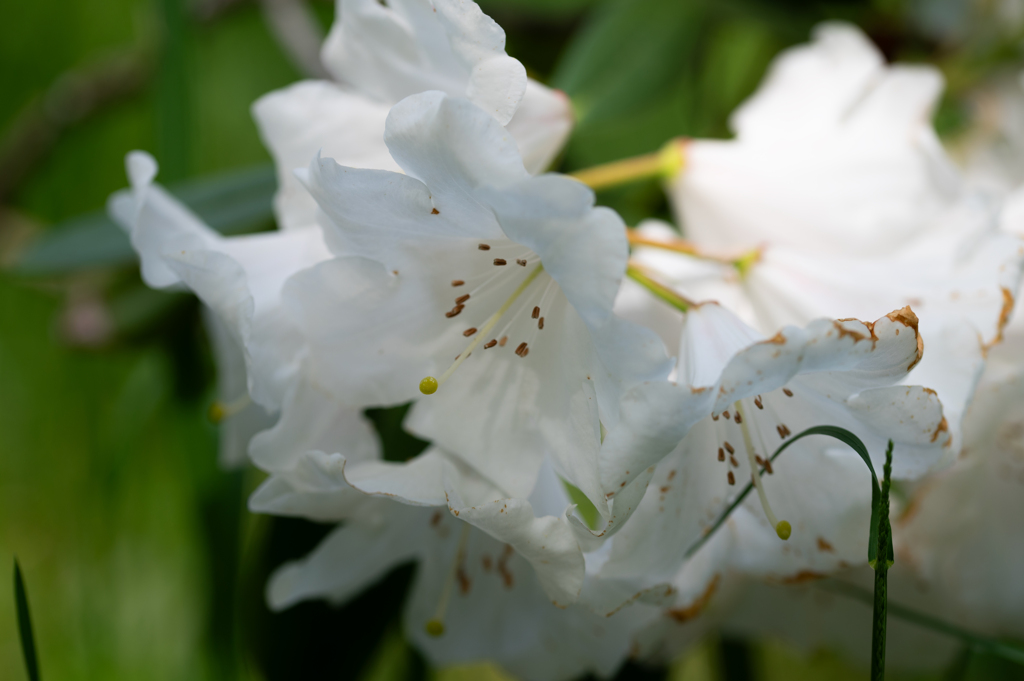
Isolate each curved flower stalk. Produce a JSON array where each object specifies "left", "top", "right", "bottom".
[
  {"left": 253, "top": 0, "right": 574, "bottom": 232},
  {"left": 286, "top": 91, "right": 672, "bottom": 514},
  {"left": 668, "top": 22, "right": 963, "bottom": 257},
  {"left": 251, "top": 449, "right": 660, "bottom": 680},
  {"left": 109, "top": 152, "right": 382, "bottom": 472},
  {"left": 581, "top": 302, "right": 948, "bottom": 617}
]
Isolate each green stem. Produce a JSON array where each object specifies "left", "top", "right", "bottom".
[
  {"left": 822, "top": 580, "right": 1024, "bottom": 667},
  {"left": 568, "top": 139, "right": 685, "bottom": 191},
  {"left": 871, "top": 440, "right": 893, "bottom": 681},
  {"left": 625, "top": 262, "right": 692, "bottom": 314}
]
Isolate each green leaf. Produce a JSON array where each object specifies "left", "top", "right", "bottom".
[
  {"left": 683, "top": 425, "right": 893, "bottom": 566},
  {"left": 13, "top": 163, "right": 275, "bottom": 276},
  {"left": 14, "top": 558, "right": 41, "bottom": 681}
]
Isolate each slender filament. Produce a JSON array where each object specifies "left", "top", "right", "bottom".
[
  {"left": 425, "top": 522, "right": 472, "bottom": 637},
  {"left": 734, "top": 400, "right": 790, "bottom": 540},
  {"left": 421, "top": 264, "right": 545, "bottom": 394}
]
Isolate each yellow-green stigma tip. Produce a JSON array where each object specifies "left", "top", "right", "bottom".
[
  {"left": 425, "top": 619, "right": 445, "bottom": 637},
  {"left": 776, "top": 520, "right": 792, "bottom": 541},
  {"left": 419, "top": 377, "right": 439, "bottom": 395},
  {"left": 208, "top": 403, "right": 226, "bottom": 424}
]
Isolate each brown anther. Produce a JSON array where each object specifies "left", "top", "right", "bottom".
[
  {"left": 455, "top": 294, "right": 470, "bottom": 305},
  {"left": 730, "top": 456, "right": 739, "bottom": 468},
  {"left": 521, "top": 347, "right": 529, "bottom": 357},
  {"left": 445, "top": 305, "right": 464, "bottom": 318},
  {"left": 782, "top": 388, "right": 794, "bottom": 397},
  {"left": 516, "top": 259, "right": 527, "bottom": 266},
  {"left": 776, "top": 424, "right": 791, "bottom": 439},
  {"left": 515, "top": 342, "right": 528, "bottom": 356},
  {"left": 723, "top": 441, "right": 735, "bottom": 455},
  {"left": 493, "top": 258, "right": 507, "bottom": 266},
  {"left": 464, "top": 327, "right": 478, "bottom": 337},
  {"left": 484, "top": 339, "right": 497, "bottom": 349},
  {"left": 538, "top": 317, "right": 544, "bottom": 330},
  {"left": 718, "top": 447, "right": 725, "bottom": 462},
  {"left": 727, "top": 471, "right": 735, "bottom": 485},
  {"left": 431, "top": 208, "right": 440, "bottom": 215},
  {"left": 754, "top": 396, "right": 763, "bottom": 410},
  {"left": 478, "top": 244, "right": 491, "bottom": 251},
  {"left": 712, "top": 414, "right": 720, "bottom": 421},
  {"left": 451, "top": 280, "right": 465, "bottom": 287},
  {"left": 764, "top": 458, "right": 774, "bottom": 474},
  {"left": 499, "top": 336, "right": 508, "bottom": 347},
  {"left": 734, "top": 410, "right": 743, "bottom": 424},
  {"left": 723, "top": 411, "right": 731, "bottom": 420},
  {"left": 532, "top": 306, "right": 540, "bottom": 319},
  {"left": 755, "top": 455, "right": 765, "bottom": 467}
]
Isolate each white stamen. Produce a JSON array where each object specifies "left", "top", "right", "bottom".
[
  {"left": 421, "top": 264, "right": 545, "bottom": 394},
  {"left": 734, "top": 400, "right": 790, "bottom": 540},
  {"left": 426, "top": 522, "right": 471, "bottom": 637}
]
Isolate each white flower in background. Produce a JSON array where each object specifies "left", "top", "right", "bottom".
[
  {"left": 285, "top": 91, "right": 670, "bottom": 514},
  {"left": 894, "top": 329, "right": 1024, "bottom": 640},
  {"left": 584, "top": 301, "right": 948, "bottom": 617},
  {"left": 632, "top": 23, "right": 1024, "bottom": 459},
  {"left": 620, "top": 218, "right": 1023, "bottom": 460},
  {"left": 250, "top": 447, "right": 660, "bottom": 680},
  {"left": 109, "top": 152, "right": 382, "bottom": 473},
  {"left": 946, "top": 72, "right": 1024, "bottom": 196},
  {"left": 253, "top": 0, "right": 574, "bottom": 232},
  {"left": 669, "top": 22, "right": 961, "bottom": 257},
  {"left": 641, "top": 565, "right": 963, "bottom": 676}
]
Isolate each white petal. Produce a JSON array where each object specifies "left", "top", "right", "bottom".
[
  {"left": 266, "top": 505, "right": 422, "bottom": 610},
  {"left": 249, "top": 370, "right": 380, "bottom": 472},
  {"left": 444, "top": 475, "right": 585, "bottom": 607},
  {"left": 505, "top": 79, "right": 575, "bottom": 174},
  {"left": 321, "top": 0, "right": 525, "bottom": 124},
  {"left": 202, "top": 308, "right": 276, "bottom": 468},
  {"left": 252, "top": 80, "right": 396, "bottom": 232},
  {"left": 248, "top": 450, "right": 370, "bottom": 521},
  {"left": 730, "top": 22, "right": 884, "bottom": 141}
]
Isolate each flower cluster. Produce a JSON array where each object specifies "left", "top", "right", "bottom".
[{"left": 109, "top": 6, "right": 1024, "bottom": 679}]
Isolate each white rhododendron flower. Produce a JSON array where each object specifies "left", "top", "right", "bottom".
[
  {"left": 251, "top": 449, "right": 659, "bottom": 680},
  {"left": 286, "top": 91, "right": 670, "bottom": 513},
  {"left": 109, "top": 152, "right": 382, "bottom": 472},
  {"left": 584, "top": 301, "right": 948, "bottom": 616},
  {"left": 637, "top": 23, "right": 1024, "bottom": 458},
  {"left": 620, "top": 218, "right": 1024, "bottom": 458},
  {"left": 669, "top": 22, "right": 960, "bottom": 257},
  {"left": 253, "top": 0, "right": 574, "bottom": 232}
]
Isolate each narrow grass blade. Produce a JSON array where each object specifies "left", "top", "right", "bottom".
[{"left": 14, "top": 558, "right": 41, "bottom": 681}]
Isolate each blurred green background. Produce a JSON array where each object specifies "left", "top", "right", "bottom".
[{"left": 2, "top": 0, "right": 1024, "bottom": 679}]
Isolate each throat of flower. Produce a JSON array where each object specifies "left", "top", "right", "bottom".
[
  {"left": 207, "top": 393, "right": 252, "bottom": 424},
  {"left": 420, "top": 264, "right": 545, "bottom": 395},
  {"left": 734, "top": 400, "right": 790, "bottom": 541},
  {"left": 425, "top": 522, "right": 472, "bottom": 637}
]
